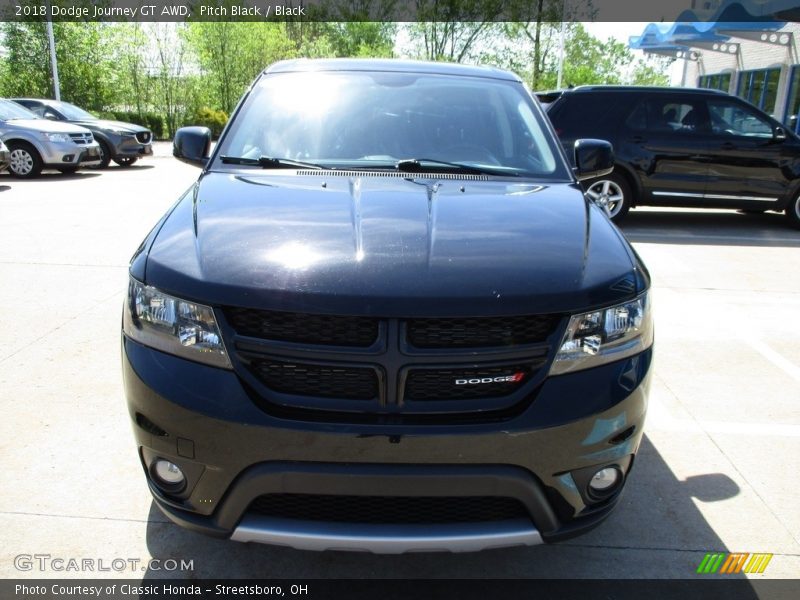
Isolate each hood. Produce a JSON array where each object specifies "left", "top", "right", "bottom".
[
  {"left": 74, "top": 119, "right": 148, "bottom": 133},
  {"left": 143, "top": 171, "right": 644, "bottom": 317},
  {"left": 2, "top": 119, "right": 93, "bottom": 135}
]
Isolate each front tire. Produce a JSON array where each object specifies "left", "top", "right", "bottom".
[
  {"left": 93, "top": 139, "right": 112, "bottom": 169},
  {"left": 7, "top": 141, "right": 43, "bottom": 179},
  {"left": 584, "top": 173, "right": 632, "bottom": 223},
  {"left": 786, "top": 193, "right": 800, "bottom": 229},
  {"left": 113, "top": 156, "right": 138, "bottom": 167}
]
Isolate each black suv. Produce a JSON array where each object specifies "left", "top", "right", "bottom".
[
  {"left": 538, "top": 86, "right": 800, "bottom": 227},
  {"left": 122, "top": 59, "right": 653, "bottom": 553}
]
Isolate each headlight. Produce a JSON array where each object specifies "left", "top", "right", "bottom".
[
  {"left": 549, "top": 292, "right": 653, "bottom": 375},
  {"left": 123, "top": 278, "right": 231, "bottom": 369},
  {"left": 42, "top": 132, "right": 71, "bottom": 143}
]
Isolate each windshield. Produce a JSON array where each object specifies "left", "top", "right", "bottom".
[
  {"left": 216, "top": 71, "right": 568, "bottom": 179},
  {"left": 52, "top": 101, "right": 96, "bottom": 120},
  {"left": 0, "top": 99, "right": 39, "bottom": 121}
]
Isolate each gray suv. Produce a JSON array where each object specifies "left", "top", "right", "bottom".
[{"left": 0, "top": 99, "right": 101, "bottom": 177}]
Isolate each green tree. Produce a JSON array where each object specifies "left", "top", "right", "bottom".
[
  {"left": 185, "top": 21, "right": 296, "bottom": 114},
  {"left": 151, "top": 23, "right": 193, "bottom": 137},
  {"left": 474, "top": 22, "right": 670, "bottom": 91},
  {"left": 323, "top": 22, "right": 397, "bottom": 57},
  {"left": 406, "top": 0, "right": 504, "bottom": 62},
  {"left": 109, "top": 22, "right": 154, "bottom": 117},
  {"left": 0, "top": 21, "right": 116, "bottom": 110}
]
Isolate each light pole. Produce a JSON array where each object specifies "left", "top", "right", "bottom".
[
  {"left": 46, "top": 2, "right": 60, "bottom": 100},
  {"left": 556, "top": 0, "right": 567, "bottom": 89}
]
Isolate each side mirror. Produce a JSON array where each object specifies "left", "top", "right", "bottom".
[
  {"left": 44, "top": 113, "right": 59, "bottom": 121},
  {"left": 573, "top": 139, "right": 614, "bottom": 182},
  {"left": 773, "top": 126, "right": 787, "bottom": 141},
  {"left": 173, "top": 126, "right": 211, "bottom": 167}
]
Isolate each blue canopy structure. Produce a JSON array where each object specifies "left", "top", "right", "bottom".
[{"left": 628, "top": 0, "right": 791, "bottom": 53}]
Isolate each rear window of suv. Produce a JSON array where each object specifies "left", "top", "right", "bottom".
[{"left": 548, "top": 92, "right": 625, "bottom": 138}]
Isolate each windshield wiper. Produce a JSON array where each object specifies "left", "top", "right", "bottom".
[
  {"left": 220, "top": 155, "right": 326, "bottom": 170},
  {"left": 395, "top": 158, "right": 519, "bottom": 177}
]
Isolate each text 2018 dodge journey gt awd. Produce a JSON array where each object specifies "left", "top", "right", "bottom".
[{"left": 122, "top": 59, "right": 653, "bottom": 553}]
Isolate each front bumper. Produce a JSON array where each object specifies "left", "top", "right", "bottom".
[
  {"left": 40, "top": 140, "right": 101, "bottom": 166},
  {"left": 109, "top": 134, "right": 153, "bottom": 159},
  {"left": 123, "top": 337, "right": 651, "bottom": 552}
]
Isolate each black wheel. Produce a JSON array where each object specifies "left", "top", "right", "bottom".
[
  {"left": 584, "top": 172, "right": 632, "bottom": 223},
  {"left": 7, "top": 141, "right": 43, "bottom": 178},
  {"left": 786, "top": 193, "right": 800, "bottom": 229},
  {"left": 113, "top": 156, "right": 138, "bottom": 167},
  {"left": 93, "top": 139, "right": 112, "bottom": 169},
  {"left": 57, "top": 166, "right": 79, "bottom": 175}
]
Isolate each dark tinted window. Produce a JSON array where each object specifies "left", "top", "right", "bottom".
[
  {"left": 626, "top": 96, "right": 709, "bottom": 134},
  {"left": 14, "top": 101, "right": 45, "bottom": 117},
  {"left": 707, "top": 98, "right": 772, "bottom": 138},
  {"left": 624, "top": 101, "right": 647, "bottom": 131},
  {"left": 548, "top": 92, "right": 621, "bottom": 137}
]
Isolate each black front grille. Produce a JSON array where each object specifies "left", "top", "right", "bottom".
[
  {"left": 246, "top": 358, "right": 378, "bottom": 400},
  {"left": 136, "top": 131, "right": 151, "bottom": 144},
  {"left": 248, "top": 494, "right": 529, "bottom": 524},
  {"left": 407, "top": 315, "right": 561, "bottom": 349},
  {"left": 405, "top": 365, "right": 532, "bottom": 401},
  {"left": 225, "top": 307, "right": 380, "bottom": 347}
]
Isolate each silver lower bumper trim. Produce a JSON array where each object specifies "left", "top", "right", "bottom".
[{"left": 230, "top": 516, "right": 543, "bottom": 553}]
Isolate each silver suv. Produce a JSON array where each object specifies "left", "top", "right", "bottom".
[{"left": 0, "top": 99, "right": 101, "bottom": 178}]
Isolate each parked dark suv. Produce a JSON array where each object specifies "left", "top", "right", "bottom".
[
  {"left": 122, "top": 59, "right": 653, "bottom": 553},
  {"left": 538, "top": 86, "right": 800, "bottom": 227}
]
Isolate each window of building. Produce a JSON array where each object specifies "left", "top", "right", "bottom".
[
  {"left": 784, "top": 65, "right": 800, "bottom": 132},
  {"left": 737, "top": 68, "right": 781, "bottom": 114},
  {"left": 698, "top": 73, "right": 731, "bottom": 92}
]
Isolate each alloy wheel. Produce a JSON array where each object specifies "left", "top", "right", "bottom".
[
  {"left": 585, "top": 179, "right": 625, "bottom": 218},
  {"left": 9, "top": 148, "right": 34, "bottom": 176}
]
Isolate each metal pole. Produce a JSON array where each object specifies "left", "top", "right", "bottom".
[
  {"left": 680, "top": 54, "right": 688, "bottom": 87},
  {"left": 46, "top": 15, "right": 60, "bottom": 100},
  {"left": 556, "top": 0, "right": 567, "bottom": 89}
]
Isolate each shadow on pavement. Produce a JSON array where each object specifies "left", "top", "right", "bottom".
[
  {"left": 108, "top": 164, "right": 155, "bottom": 171},
  {"left": 142, "top": 435, "right": 750, "bottom": 583},
  {"left": 11, "top": 171, "right": 103, "bottom": 182},
  {"left": 619, "top": 209, "right": 800, "bottom": 248}
]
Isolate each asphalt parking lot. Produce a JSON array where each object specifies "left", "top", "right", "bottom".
[{"left": 0, "top": 143, "right": 798, "bottom": 581}]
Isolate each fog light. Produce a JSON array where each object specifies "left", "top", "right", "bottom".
[
  {"left": 62, "top": 155, "right": 74, "bottom": 162},
  {"left": 589, "top": 467, "right": 620, "bottom": 492},
  {"left": 153, "top": 459, "right": 185, "bottom": 488}
]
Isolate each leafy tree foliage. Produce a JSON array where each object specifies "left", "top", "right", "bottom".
[
  {"left": 1, "top": 22, "right": 116, "bottom": 108},
  {"left": 0, "top": 10, "right": 669, "bottom": 137}
]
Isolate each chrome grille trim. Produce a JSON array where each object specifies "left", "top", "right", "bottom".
[
  {"left": 68, "top": 133, "right": 93, "bottom": 145},
  {"left": 230, "top": 515, "right": 542, "bottom": 553}
]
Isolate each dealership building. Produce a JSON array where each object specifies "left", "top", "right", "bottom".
[{"left": 629, "top": 0, "right": 800, "bottom": 130}]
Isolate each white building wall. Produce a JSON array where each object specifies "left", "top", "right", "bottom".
[{"left": 681, "top": 22, "right": 800, "bottom": 120}]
